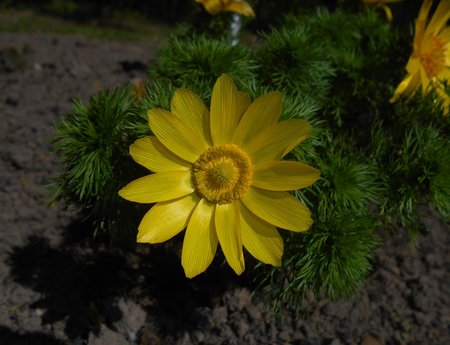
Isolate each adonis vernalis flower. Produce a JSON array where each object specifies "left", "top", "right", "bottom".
[
  {"left": 195, "top": 0, "right": 255, "bottom": 17},
  {"left": 119, "top": 74, "right": 320, "bottom": 278},
  {"left": 362, "top": 0, "right": 402, "bottom": 22},
  {"left": 390, "top": 0, "right": 450, "bottom": 113}
]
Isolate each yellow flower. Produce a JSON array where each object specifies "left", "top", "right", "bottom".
[
  {"left": 362, "top": 0, "right": 402, "bottom": 22},
  {"left": 131, "top": 78, "right": 146, "bottom": 99},
  {"left": 195, "top": 0, "right": 255, "bottom": 17},
  {"left": 119, "top": 74, "right": 320, "bottom": 278},
  {"left": 390, "top": 0, "right": 450, "bottom": 113}
]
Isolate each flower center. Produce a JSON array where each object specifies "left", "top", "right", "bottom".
[
  {"left": 420, "top": 35, "right": 446, "bottom": 78},
  {"left": 192, "top": 144, "right": 253, "bottom": 204}
]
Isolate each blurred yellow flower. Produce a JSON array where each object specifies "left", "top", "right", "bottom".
[
  {"left": 119, "top": 74, "right": 320, "bottom": 278},
  {"left": 195, "top": 0, "right": 255, "bottom": 17},
  {"left": 390, "top": 0, "right": 450, "bottom": 113},
  {"left": 362, "top": 0, "right": 402, "bottom": 22},
  {"left": 131, "top": 78, "right": 146, "bottom": 99}
]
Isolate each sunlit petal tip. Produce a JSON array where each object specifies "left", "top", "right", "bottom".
[
  {"left": 196, "top": 0, "right": 255, "bottom": 17},
  {"left": 214, "top": 74, "right": 239, "bottom": 97},
  {"left": 171, "top": 88, "right": 205, "bottom": 116},
  {"left": 273, "top": 257, "right": 282, "bottom": 267},
  {"left": 118, "top": 187, "right": 126, "bottom": 198},
  {"left": 170, "top": 88, "right": 212, "bottom": 145},
  {"left": 251, "top": 91, "right": 283, "bottom": 119},
  {"left": 146, "top": 107, "right": 163, "bottom": 125},
  {"left": 210, "top": 74, "right": 241, "bottom": 144},
  {"left": 182, "top": 199, "right": 218, "bottom": 278},
  {"left": 252, "top": 161, "right": 321, "bottom": 191},
  {"left": 234, "top": 263, "right": 245, "bottom": 275},
  {"left": 215, "top": 203, "right": 245, "bottom": 275},
  {"left": 390, "top": 73, "right": 418, "bottom": 102},
  {"left": 217, "top": 73, "right": 235, "bottom": 85},
  {"left": 184, "top": 267, "right": 203, "bottom": 279},
  {"left": 236, "top": 91, "right": 252, "bottom": 116},
  {"left": 302, "top": 120, "right": 313, "bottom": 135},
  {"left": 129, "top": 136, "right": 191, "bottom": 172},
  {"left": 233, "top": 90, "right": 284, "bottom": 145},
  {"left": 247, "top": 118, "right": 313, "bottom": 163},
  {"left": 240, "top": 203, "right": 284, "bottom": 267},
  {"left": 226, "top": 3, "right": 255, "bottom": 17},
  {"left": 148, "top": 107, "right": 208, "bottom": 162},
  {"left": 270, "top": 90, "right": 283, "bottom": 101},
  {"left": 382, "top": 4, "right": 393, "bottom": 22}
]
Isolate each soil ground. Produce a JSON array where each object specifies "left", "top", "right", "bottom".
[{"left": 0, "top": 32, "right": 449, "bottom": 345}]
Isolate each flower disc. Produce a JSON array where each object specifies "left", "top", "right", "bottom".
[
  {"left": 420, "top": 36, "right": 446, "bottom": 78},
  {"left": 193, "top": 144, "right": 253, "bottom": 204}
]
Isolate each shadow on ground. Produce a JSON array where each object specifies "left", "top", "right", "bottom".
[
  {"left": 7, "top": 234, "right": 125, "bottom": 340},
  {"left": 0, "top": 326, "right": 67, "bottom": 345},
  {"left": 6, "top": 218, "right": 250, "bottom": 342}
]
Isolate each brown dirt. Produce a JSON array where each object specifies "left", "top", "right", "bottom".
[{"left": 0, "top": 32, "right": 449, "bottom": 345}]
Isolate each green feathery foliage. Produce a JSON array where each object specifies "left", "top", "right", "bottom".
[
  {"left": 53, "top": 87, "right": 132, "bottom": 200},
  {"left": 283, "top": 8, "right": 403, "bottom": 129},
  {"left": 258, "top": 133, "right": 382, "bottom": 310},
  {"left": 253, "top": 6, "right": 449, "bottom": 308},
  {"left": 256, "top": 25, "right": 335, "bottom": 108},
  {"left": 317, "top": 141, "right": 381, "bottom": 216},
  {"left": 368, "top": 91, "right": 450, "bottom": 236},
  {"left": 375, "top": 121, "right": 450, "bottom": 235},
  {"left": 51, "top": 86, "right": 146, "bottom": 241},
  {"left": 149, "top": 34, "right": 257, "bottom": 94},
  {"left": 126, "top": 80, "right": 176, "bottom": 137},
  {"left": 260, "top": 211, "right": 380, "bottom": 312},
  {"left": 429, "top": 155, "right": 450, "bottom": 218}
]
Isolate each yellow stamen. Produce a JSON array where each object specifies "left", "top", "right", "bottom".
[
  {"left": 420, "top": 35, "right": 446, "bottom": 78},
  {"left": 193, "top": 144, "right": 253, "bottom": 204}
]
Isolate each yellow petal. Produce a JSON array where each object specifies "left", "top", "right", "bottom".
[
  {"left": 195, "top": 0, "right": 222, "bottom": 15},
  {"left": 239, "top": 202, "right": 283, "bottom": 266},
  {"left": 435, "top": 84, "right": 450, "bottom": 113},
  {"left": 215, "top": 202, "right": 245, "bottom": 275},
  {"left": 426, "top": 0, "right": 450, "bottom": 36},
  {"left": 440, "top": 27, "right": 450, "bottom": 42},
  {"left": 280, "top": 124, "right": 312, "bottom": 158},
  {"left": 438, "top": 68, "right": 450, "bottom": 81},
  {"left": 244, "top": 119, "right": 312, "bottom": 164},
  {"left": 415, "top": 0, "right": 433, "bottom": 48},
  {"left": 390, "top": 72, "right": 421, "bottom": 102},
  {"left": 130, "top": 136, "right": 191, "bottom": 173},
  {"left": 171, "top": 89, "right": 212, "bottom": 146},
  {"left": 118, "top": 171, "right": 194, "bottom": 203},
  {"left": 420, "top": 66, "right": 431, "bottom": 93},
  {"left": 242, "top": 187, "right": 312, "bottom": 232},
  {"left": 381, "top": 5, "right": 393, "bottom": 22},
  {"left": 237, "top": 91, "right": 252, "bottom": 121},
  {"left": 233, "top": 91, "right": 283, "bottom": 146},
  {"left": 406, "top": 57, "right": 421, "bottom": 74},
  {"left": 210, "top": 74, "right": 241, "bottom": 145},
  {"left": 225, "top": 1, "right": 255, "bottom": 17},
  {"left": 148, "top": 108, "right": 208, "bottom": 163},
  {"left": 182, "top": 198, "right": 218, "bottom": 278},
  {"left": 252, "top": 161, "right": 320, "bottom": 191},
  {"left": 137, "top": 193, "right": 200, "bottom": 243}
]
